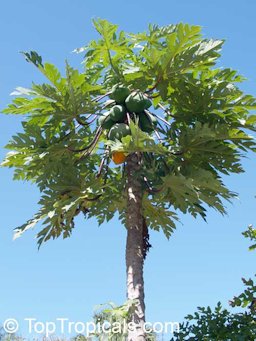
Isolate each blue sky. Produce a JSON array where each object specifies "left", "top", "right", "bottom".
[{"left": 0, "top": 0, "right": 256, "bottom": 339}]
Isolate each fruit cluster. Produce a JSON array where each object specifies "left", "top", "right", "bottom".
[{"left": 98, "top": 84, "right": 157, "bottom": 142}]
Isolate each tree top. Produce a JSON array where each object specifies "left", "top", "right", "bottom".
[{"left": 2, "top": 19, "right": 256, "bottom": 246}]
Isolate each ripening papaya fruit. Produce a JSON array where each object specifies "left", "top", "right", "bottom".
[
  {"left": 112, "top": 151, "right": 127, "bottom": 164},
  {"left": 98, "top": 112, "right": 115, "bottom": 129},
  {"left": 125, "top": 91, "right": 152, "bottom": 113},
  {"left": 108, "top": 123, "right": 131, "bottom": 141},
  {"left": 109, "top": 84, "right": 130, "bottom": 104},
  {"left": 109, "top": 105, "right": 126, "bottom": 122}
]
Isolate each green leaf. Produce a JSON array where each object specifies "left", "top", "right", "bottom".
[
  {"left": 142, "top": 197, "right": 177, "bottom": 238},
  {"left": 2, "top": 20, "right": 256, "bottom": 245}
]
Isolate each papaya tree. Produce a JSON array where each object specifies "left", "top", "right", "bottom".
[{"left": 2, "top": 19, "right": 256, "bottom": 340}]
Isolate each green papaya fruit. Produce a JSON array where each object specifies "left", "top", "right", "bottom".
[
  {"left": 109, "top": 105, "right": 126, "bottom": 122},
  {"left": 139, "top": 112, "right": 157, "bottom": 133},
  {"left": 147, "top": 112, "right": 157, "bottom": 125},
  {"left": 108, "top": 123, "right": 131, "bottom": 141},
  {"left": 109, "top": 84, "right": 130, "bottom": 104},
  {"left": 98, "top": 112, "right": 115, "bottom": 129},
  {"left": 143, "top": 98, "right": 152, "bottom": 110},
  {"left": 125, "top": 91, "right": 152, "bottom": 113}
]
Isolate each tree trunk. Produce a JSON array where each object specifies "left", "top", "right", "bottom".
[{"left": 125, "top": 153, "right": 146, "bottom": 341}]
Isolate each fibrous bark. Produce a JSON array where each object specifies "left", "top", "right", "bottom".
[{"left": 125, "top": 153, "right": 146, "bottom": 341}]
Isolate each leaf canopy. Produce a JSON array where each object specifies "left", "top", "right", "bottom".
[{"left": 2, "top": 19, "right": 256, "bottom": 246}]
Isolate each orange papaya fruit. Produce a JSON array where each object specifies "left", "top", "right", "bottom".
[{"left": 112, "top": 151, "right": 126, "bottom": 164}]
